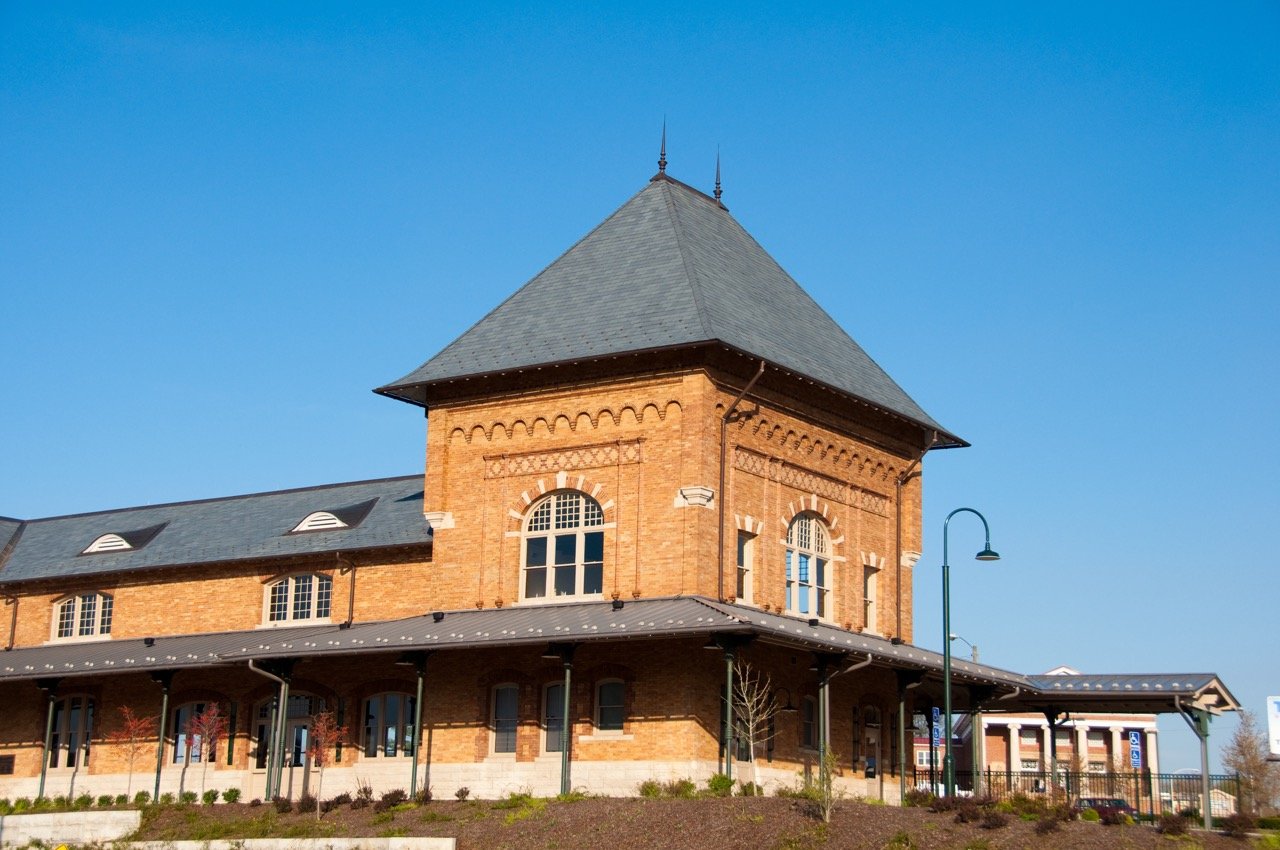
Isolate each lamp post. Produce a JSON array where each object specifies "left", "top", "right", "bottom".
[
  {"left": 950, "top": 634, "right": 981, "bottom": 795},
  {"left": 942, "top": 507, "right": 999, "bottom": 798}
]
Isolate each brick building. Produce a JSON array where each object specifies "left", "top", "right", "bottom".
[{"left": 0, "top": 166, "right": 1237, "bottom": 804}]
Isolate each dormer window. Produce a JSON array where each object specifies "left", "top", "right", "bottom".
[
  {"left": 291, "top": 512, "right": 348, "bottom": 533},
  {"left": 79, "top": 523, "right": 166, "bottom": 555},
  {"left": 286, "top": 499, "right": 377, "bottom": 535},
  {"left": 84, "top": 534, "right": 130, "bottom": 553},
  {"left": 52, "top": 593, "right": 114, "bottom": 641}
]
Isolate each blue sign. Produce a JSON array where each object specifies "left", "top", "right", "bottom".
[
  {"left": 932, "top": 706, "right": 941, "bottom": 723},
  {"left": 931, "top": 724, "right": 941, "bottom": 746},
  {"left": 1130, "top": 746, "right": 1142, "bottom": 768},
  {"left": 1128, "top": 730, "right": 1141, "bottom": 747}
]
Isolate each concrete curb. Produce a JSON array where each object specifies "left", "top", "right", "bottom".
[{"left": 121, "top": 841, "right": 454, "bottom": 850}]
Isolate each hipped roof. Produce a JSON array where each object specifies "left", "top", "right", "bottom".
[{"left": 378, "top": 173, "right": 960, "bottom": 446}]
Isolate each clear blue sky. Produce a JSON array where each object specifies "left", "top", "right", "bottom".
[{"left": 2, "top": 2, "right": 1276, "bottom": 772}]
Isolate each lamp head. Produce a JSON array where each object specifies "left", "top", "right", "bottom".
[{"left": 975, "top": 546, "right": 1000, "bottom": 562}]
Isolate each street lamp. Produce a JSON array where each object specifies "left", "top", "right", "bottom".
[{"left": 942, "top": 507, "right": 999, "bottom": 798}]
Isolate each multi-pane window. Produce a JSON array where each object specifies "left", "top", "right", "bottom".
[
  {"left": 785, "top": 514, "right": 830, "bottom": 618},
  {"left": 266, "top": 574, "right": 332, "bottom": 623},
  {"left": 173, "top": 702, "right": 207, "bottom": 764},
  {"left": 48, "top": 696, "right": 95, "bottom": 769},
  {"left": 363, "top": 693, "right": 415, "bottom": 758},
  {"left": 493, "top": 685, "right": 519, "bottom": 754},
  {"left": 735, "top": 532, "right": 754, "bottom": 603},
  {"left": 522, "top": 491, "right": 605, "bottom": 601},
  {"left": 544, "top": 683, "right": 566, "bottom": 752},
  {"left": 53, "top": 593, "right": 113, "bottom": 640},
  {"left": 596, "top": 680, "right": 625, "bottom": 732},
  {"left": 800, "top": 696, "right": 817, "bottom": 749}
]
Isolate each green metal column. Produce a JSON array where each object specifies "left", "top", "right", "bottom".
[
  {"left": 1178, "top": 705, "right": 1214, "bottom": 830},
  {"left": 560, "top": 652, "right": 573, "bottom": 795},
  {"left": 36, "top": 680, "right": 59, "bottom": 800},
  {"left": 409, "top": 654, "right": 428, "bottom": 798},
  {"left": 724, "top": 647, "right": 736, "bottom": 781},
  {"left": 272, "top": 680, "right": 290, "bottom": 800},
  {"left": 151, "top": 671, "right": 173, "bottom": 801}
]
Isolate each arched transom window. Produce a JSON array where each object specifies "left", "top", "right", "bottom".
[
  {"left": 521, "top": 491, "right": 604, "bottom": 601},
  {"left": 52, "top": 592, "right": 113, "bottom": 640},
  {"left": 264, "top": 573, "right": 332, "bottom": 624},
  {"left": 785, "top": 513, "right": 830, "bottom": 619}
]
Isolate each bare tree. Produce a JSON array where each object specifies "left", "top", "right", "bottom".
[
  {"left": 731, "top": 657, "right": 778, "bottom": 793},
  {"left": 308, "top": 710, "right": 348, "bottom": 819},
  {"left": 186, "top": 703, "right": 229, "bottom": 797},
  {"left": 105, "top": 705, "right": 157, "bottom": 798},
  {"left": 1223, "top": 710, "right": 1280, "bottom": 815}
]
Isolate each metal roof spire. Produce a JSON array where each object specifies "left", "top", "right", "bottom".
[
  {"left": 658, "top": 120, "right": 667, "bottom": 173},
  {"left": 713, "top": 147, "right": 722, "bottom": 201}
]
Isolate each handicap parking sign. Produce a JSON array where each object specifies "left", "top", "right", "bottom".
[{"left": 1128, "top": 730, "right": 1141, "bottom": 747}]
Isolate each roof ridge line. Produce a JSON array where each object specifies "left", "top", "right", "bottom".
[{"left": 659, "top": 180, "right": 717, "bottom": 340}]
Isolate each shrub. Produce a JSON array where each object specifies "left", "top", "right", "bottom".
[
  {"left": 330, "top": 792, "right": 352, "bottom": 807},
  {"left": 706, "top": 773, "right": 734, "bottom": 797},
  {"left": 454, "top": 787, "right": 470, "bottom": 802},
  {"left": 12, "top": 797, "right": 32, "bottom": 813},
  {"left": 1157, "top": 812, "right": 1189, "bottom": 835},
  {"left": 928, "top": 794, "right": 959, "bottom": 813},
  {"left": 296, "top": 793, "right": 317, "bottom": 813},
  {"left": 248, "top": 798, "right": 262, "bottom": 807},
  {"left": 902, "top": 788, "right": 935, "bottom": 808},
  {"left": 179, "top": 791, "right": 198, "bottom": 805},
  {"left": 979, "top": 811, "right": 1009, "bottom": 830},
  {"left": 738, "top": 781, "right": 762, "bottom": 797},
  {"left": 1219, "top": 812, "right": 1256, "bottom": 838},
  {"left": 351, "top": 780, "right": 375, "bottom": 809},
  {"left": 202, "top": 789, "right": 219, "bottom": 806},
  {"left": 662, "top": 778, "right": 697, "bottom": 799},
  {"left": 1080, "top": 807, "right": 1101, "bottom": 822},
  {"left": 0, "top": 799, "right": 10, "bottom": 816},
  {"left": 114, "top": 794, "right": 129, "bottom": 806},
  {"left": 221, "top": 788, "right": 241, "bottom": 804},
  {"left": 381, "top": 788, "right": 408, "bottom": 806},
  {"left": 1034, "top": 815, "right": 1061, "bottom": 835},
  {"left": 952, "top": 799, "right": 983, "bottom": 824},
  {"left": 53, "top": 794, "right": 70, "bottom": 809},
  {"left": 97, "top": 794, "right": 115, "bottom": 808},
  {"left": 158, "top": 792, "right": 175, "bottom": 805},
  {"left": 884, "top": 830, "right": 916, "bottom": 850},
  {"left": 1099, "top": 809, "right": 1130, "bottom": 826},
  {"left": 414, "top": 786, "right": 432, "bottom": 804},
  {"left": 273, "top": 796, "right": 293, "bottom": 814},
  {"left": 132, "top": 791, "right": 151, "bottom": 806},
  {"left": 1259, "top": 815, "right": 1280, "bottom": 830},
  {"left": 638, "top": 780, "right": 662, "bottom": 798}
]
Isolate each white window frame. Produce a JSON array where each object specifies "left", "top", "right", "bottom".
[
  {"left": 595, "top": 679, "right": 626, "bottom": 733},
  {"left": 262, "top": 573, "right": 333, "bottom": 626},
  {"left": 83, "top": 533, "right": 131, "bottom": 553},
  {"left": 50, "top": 592, "right": 113, "bottom": 642},
  {"left": 735, "top": 531, "right": 754, "bottom": 604},
  {"left": 48, "top": 695, "right": 95, "bottom": 770},
  {"left": 173, "top": 702, "right": 208, "bottom": 764},
  {"left": 290, "top": 511, "right": 349, "bottom": 533},
  {"left": 785, "top": 513, "right": 831, "bottom": 620},
  {"left": 863, "top": 564, "right": 880, "bottom": 634},
  {"left": 519, "top": 491, "right": 607, "bottom": 603}
]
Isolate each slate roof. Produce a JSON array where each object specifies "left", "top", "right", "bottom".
[
  {"left": 378, "top": 173, "right": 958, "bottom": 444},
  {"left": 0, "top": 476, "right": 430, "bottom": 585},
  {"left": 0, "top": 596, "right": 1236, "bottom": 717}
]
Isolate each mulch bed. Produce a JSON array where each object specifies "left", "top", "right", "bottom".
[{"left": 133, "top": 796, "right": 1251, "bottom": 850}]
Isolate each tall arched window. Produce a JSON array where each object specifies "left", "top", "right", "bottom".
[
  {"left": 521, "top": 491, "right": 605, "bottom": 601},
  {"left": 52, "top": 592, "right": 113, "bottom": 640},
  {"left": 785, "top": 514, "right": 830, "bottom": 618},
  {"left": 48, "top": 695, "right": 95, "bottom": 769},
  {"left": 263, "top": 573, "right": 332, "bottom": 624},
  {"left": 362, "top": 692, "right": 416, "bottom": 758},
  {"left": 173, "top": 702, "right": 208, "bottom": 764}
]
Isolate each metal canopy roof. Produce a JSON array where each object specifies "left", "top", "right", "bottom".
[{"left": 0, "top": 596, "right": 1235, "bottom": 717}]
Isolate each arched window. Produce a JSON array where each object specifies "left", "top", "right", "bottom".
[
  {"left": 362, "top": 692, "right": 416, "bottom": 758},
  {"left": 595, "top": 680, "right": 625, "bottom": 732},
  {"left": 543, "top": 682, "right": 567, "bottom": 753},
  {"left": 492, "top": 684, "right": 519, "bottom": 754},
  {"left": 785, "top": 514, "right": 830, "bottom": 618},
  {"left": 264, "top": 573, "right": 332, "bottom": 624},
  {"left": 52, "top": 592, "right": 113, "bottom": 640},
  {"left": 521, "top": 491, "right": 605, "bottom": 601},
  {"left": 48, "top": 695, "right": 95, "bottom": 769}
]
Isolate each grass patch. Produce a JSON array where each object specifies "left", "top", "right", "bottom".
[{"left": 419, "top": 810, "right": 455, "bottom": 823}]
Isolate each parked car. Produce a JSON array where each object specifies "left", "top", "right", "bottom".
[{"left": 1077, "top": 797, "right": 1137, "bottom": 818}]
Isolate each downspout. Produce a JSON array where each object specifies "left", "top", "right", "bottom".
[
  {"left": 248, "top": 660, "right": 289, "bottom": 800},
  {"left": 36, "top": 679, "right": 59, "bottom": 799},
  {"left": 1175, "top": 695, "right": 1214, "bottom": 830},
  {"left": 3, "top": 595, "right": 16, "bottom": 651},
  {"left": 718, "top": 360, "right": 766, "bottom": 601},
  {"left": 894, "top": 434, "right": 935, "bottom": 640},
  {"left": 336, "top": 554, "right": 356, "bottom": 629}
]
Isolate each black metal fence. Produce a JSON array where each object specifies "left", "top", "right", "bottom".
[{"left": 909, "top": 767, "right": 1242, "bottom": 818}]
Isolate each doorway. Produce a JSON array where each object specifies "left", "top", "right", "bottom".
[{"left": 279, "top": 719, "right": 312, "bottom": 799}]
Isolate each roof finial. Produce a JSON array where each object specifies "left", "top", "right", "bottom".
[
  {"left": 713, "top": 147, "right": 722, "bottom": 201},
  {"left": 658, "top": 120, "right": 667, "bottom": 173}
]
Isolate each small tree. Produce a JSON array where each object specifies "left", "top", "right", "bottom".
[
  {"left": 731, "top": 658, "right": 779, "bottom": 792},
  {"left": 185, "top": 703, "right": 229, "bottom": 797},
  {"left": 1223, "top": 710, "right": 1280, "bottom": 815},
  {"left": 308, "top": 710, "right": 348, "bottom": 819},
  {"left": 105, "top": 706, "right": 157, "bottom": 798}
]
